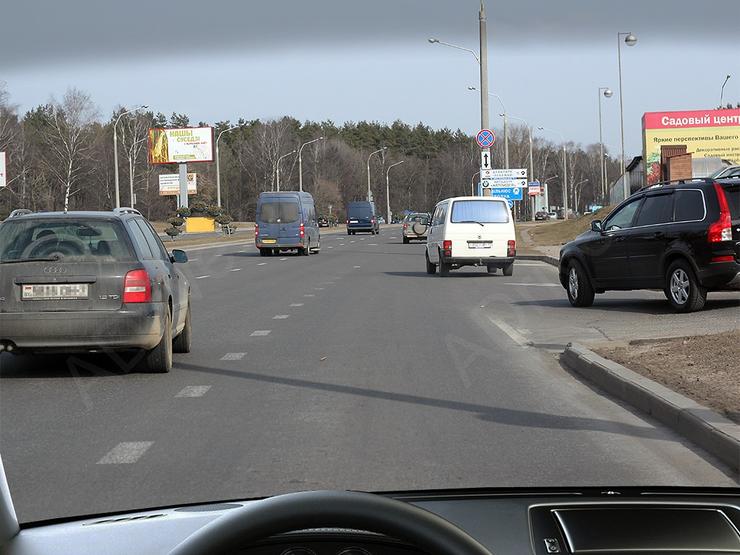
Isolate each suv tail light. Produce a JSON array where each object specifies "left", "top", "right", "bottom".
[
  {"left": 254, "top": 223, "right": 259, "bottom": 238},
  {"left": 123, "top": 269, "right": 151, "bottom": 303},
  {"left": 403, "top": 223, "right": 408, "bottom": 229},
  {"left": 708, "top": 183, "right": 732, "bottom": 243},
  {"left": 299, "top": 222, "right": 305, "bottom": 239},
  {"left": 507, "top": 240, "right": 516, "bottom": 257},
  {"left": 442, "top": 240, "right": 452, "bottom": 257}
]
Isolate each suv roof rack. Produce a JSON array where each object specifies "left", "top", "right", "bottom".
[
  {"left": 635, "top": 177, "right": 711, "bottom": 194},
  {"left": 7, "top": 209, "right": 33, "bottom": 218},
  {"left": 112, "top": 207, "right": 142, "bottom": 216}
]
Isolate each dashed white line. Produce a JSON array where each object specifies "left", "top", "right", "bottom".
[
  {"left": 257, "top": 262, "right": 267, "bottom": 266},
  {"left": 250, "top": 330, "right": 271, "bottom": 336},
  {"left": 230, "top": 268, "right": 241, "bottom": 272},
  {"left": 273, "top": 314, "right": 290, "bottom": 319},
  {"left": 221, "top": 352, "right": 246, "bottom": 360},
  {"left": 195, "top": 275, "right": 210, "bottom": 280},
  {"left": 290, "top": 303, "right": 304, "bottom": 307},
  {"left": 327, "top": 246, "right": 334, "bottom": 249},
  {"left": 188, "top": 258, "right": 199, "bottom": 262},
  {"left": 350, "top": 241, "right": 356, "bottom": 243},
  {"left": 314, "top": 287, "right": 325, "bottom": 290},
  {"left": 176, "top": 385, "right": 211, "bottom": 398},
  {"left": 487, "top": 316, "right": 530, "bottom": 348},
  {"left": 353, "top": 265, "right": 361, "bottom": 269},
  {"left": 304, "top": 294, "right": 316, "bottom": 297},
  {"left": 97, "top": 442, "right": 153, "bottom": 464},
  {"left": 369, "top": 243, "right": 378, "bottom": 246}
]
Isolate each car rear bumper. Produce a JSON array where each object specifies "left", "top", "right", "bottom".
[
  {"left": 0, "top": 304, "right": 166, "bottom": 353},
  {"left": 442, "top": 256, "right": 515, "bottom": 268},
  {"left": 403, "top": 232, "right": 427, "bottom": 239},
  {"left": 256, "top": 238, "right": 306, "bottom": 249},
  {"left": 347, "top": 225, "right": 374, "bottom": 232},
  {"left": 698, "top": 260, "right": 740, "bottom": 290}
]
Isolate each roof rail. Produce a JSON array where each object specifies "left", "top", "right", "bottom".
[
  {"left": 112, "top": 207, "right": 142, "bottom": 216},
  {"left": 635, "top": 177, "right": 709, "bottom": 194},
  {"left": 7, "top": 209, "right": 33, "bottom": 218}
]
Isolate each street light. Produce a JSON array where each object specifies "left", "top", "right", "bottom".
[
  {"left": 427, "top": 38, "right": 479, "bottom": 63},
  {"left": 617, "top": 31, "right": 637, "bottom": 199},
  {"left": 367, "top": 146, "right": 387, "bottom": 202},
  {"left": 128, "top": 137, "right": 147, "bottom": 208},
  {"left": 113, "top": 104, "right": 148, "bottom": 208},
  {"left": 386, "top": 160, "right": 405, "bottom": 225},
  {"left": 543, "top": 174, "right": 558, "bottom": 213},
  {"left": 471, "top": 171, "right": 480, "bottom": 196},
  {"left": 720, "top": 74, "right": 731, "bottom": 108},
  {"left": 573, "top": 178, "right": 589, "bottom": 214},
  {"left": 216, "top": 124, "right": 240, "bottom": 207},
  {"left": 298, "top": 137, "right": 324, "bottom": 192},
  {"left": 537, "top": 126, "right": 569, "bottom": 218},
  {"left": 598, "top": 87, "right": 613, "bottom": 204},
  {"left": 469, "top": 86, "right": 508, "bottom": 169},
  {"left": 276, "top": 150, "right": 297, "bottom": 192}
]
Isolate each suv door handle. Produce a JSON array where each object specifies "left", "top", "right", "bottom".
[
  {"left": 615, "top": 236, "right": 626, "bottom": 242},
  {"left": 653, "top": 231, "right": 664, "bottom": 238}
]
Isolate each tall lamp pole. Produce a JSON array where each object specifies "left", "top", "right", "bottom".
[
  {"left": 216, "top": 125, "right": 240, "bottom": 207},
  {"left": 367, "top": 147, "right": 387, "bottom": 201},
  {"left": 617, "top": 32, "right": 637, "bottom": 200},
  {"left": 471, "top": 171, "right": 480, "bottom": 196},
  {"left": 538, "top": 126, "right": 568, "bottom": 218},
  {"left": 385, "top": 160, "right": 405, "bottom": 225},
  {"left": 113, "top": 104, "right": 147, "bottom": 208},
  {"left": 598, "top": 87, "right": 613, "bottom": 204},
  {"left": 128, "top": 137, "right": 147, "bottom": 208},
  {"left": 276, "top": 150, "right": 296, "bottom": 192},
  {"left": 720, "top": 74, "right": 731, "bottom": 108},
  {"left": 298, "top": 137, "right": 324, "bottom": 192}
]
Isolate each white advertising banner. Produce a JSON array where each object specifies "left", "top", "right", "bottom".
[
  {"left": 159, "top": 173, "right": 197, "bottom": 196},
  {"left": 148, "top": 127, "right": 214, "bottom": 164}
]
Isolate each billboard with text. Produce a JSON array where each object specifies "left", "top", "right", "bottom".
[{"left": 148, "top": 127, "right": 214, "bottom": 165}]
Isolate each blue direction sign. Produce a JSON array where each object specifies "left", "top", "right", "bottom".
[
  {"left": 476, "top": 129, "right": 495, "bottom": 149},
  {"left": 489, "top": 186, "right": 523, "bottom": 201}
]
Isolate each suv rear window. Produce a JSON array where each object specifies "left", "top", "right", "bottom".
[
  {"left": 674, "top": 190, "right": 705, "bottom": 222},
  {"left": 0, "top": 219, "right": 134, "bottom": 262},
  {"left": 407, "top": 214, "right": 429, "bottom": 224},
  {"left": 450, "top": 200, "right": 509, "bottom": 224},
  {"left": 258, "top": 200, "right": 300, "bottom": 224}
]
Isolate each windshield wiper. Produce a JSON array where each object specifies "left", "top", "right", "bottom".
[
  {"left": 457, "top": 220, "right": 485, "bottom": 227},
  {"left": 0, "top": 255, "right": 62, "bottom": 265}
]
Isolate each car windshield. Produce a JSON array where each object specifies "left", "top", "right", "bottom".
[{"left": 0, "top": 0, "right": 739, "bottom": 528}]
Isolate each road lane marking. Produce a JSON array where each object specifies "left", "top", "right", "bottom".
[
  {"left": 504, "top": 283, "right": 559, "bottom": 287},
  {"left": 369, "top": 243, "right": 378, "bottom": 246},
  {"left": 176, "top": 385, "right": 211, "bottom": 398},
  {"left": 97, "top": 442, "right": 153, "bottom": 464},
  {"left": 390, "top": 236, "right": 397, "bottom": 239},
  {"left": 195, "top": 275, "right": 210, "bottom": 280},
  {"left": 327, "top": 246, "right": 334, "bottom": 249},
  {"left": 350, "top": 240, "right": 356, "bottom": 243},
  {"left": 221, "top": 352, "right": 246, "bottom": 360},
  {"left": 250, "top": 330, "right": 271, "bottom": 336},
  {"left": 314, "top": 287, "right": 325, "bottom": 290},
  {"left": 353, "top": 266, "right": 361, "bottom": 269},
  {"left": 230, "top": 268, "right": 241, "bottom": 272},
  {"left": 290, "top": 303, "right": 304, "bottom": 307},
  {"left": 515, "top": 263, "right": 553, "bottom": 267},
  {"left": 487, "top": 316, "right": 530, "bottom": 348},
  {"left": 257, "top": 262, "right": 267, "bottom": 266},
  {"left": 188, "top": 258, "right": 199, "bottom": 261},
  {"left": 304, "top": 294, "right": 316, "bottom": 297},
  {"left": 273, "top": 314, "right": 290, "bottom": 319},
  {"left": 280, "top": 257, "right": 287, "bottom": 261}
]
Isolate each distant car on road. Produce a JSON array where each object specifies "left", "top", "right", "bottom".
[
  {"left": 255, "top": 191, "right": 320, "bottom": 256},
  {"left": 402, "top": 213, "right": 430, "bottom": 243},
  {"left": 425, "top": 196, "right": 516, "bottom": 276},
  {"left": 535, "top": 211, "right": 549, "bottom": 221},
  {"left": 559, "top": 178, "right": 740, "bottom": 312},
  {"left": 318, "top": 217, "right": 329, "bottom": 228},
  {"left": 0, "top": 208, "right": 191, "bottom": 373},
  {"left": 346, "top": 201, "right": 379, "bottom": 235}
]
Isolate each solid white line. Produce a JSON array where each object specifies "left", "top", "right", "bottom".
[
  {"left": 176, "top": 385, "right": 211, "bottom": 398},
  {"left": 97, "top": 442, "right": 153, "bottom": 464},
  {"left": 250, "top": 330, "right": 271, "bottom": 336},
  {"left": 290, "top": 303, "right": 304, "bottom": 307},
  {"left": 487, "top": 316, "right": 530, "bottom": 348},
  {"left": 504, "top": 283, "right": 559, "bottom": 287},
  {"left": 195, "top": 275, "right": 210, "bottom": 280},
  {"left": 230, "top": 268, "right": 241, "bottom": 272},
  {"left": 273, "top": 314, "right": 290, "bottom": 319},
  {"left": 220, "top": 352, "right": 246, "bottom": 360},
  {"left": 188, "top": 258, "right": 199, "bottom": 262},
  {"left": 257, "top": 262, "right": 267, "bottom": 266}
]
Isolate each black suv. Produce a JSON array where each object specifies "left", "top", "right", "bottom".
[
  {"left": 0, "top": 208, "right": 192, "bottom": 372},
  {"left": 559, "top": 178, "right": 740, "bottom": 312}
]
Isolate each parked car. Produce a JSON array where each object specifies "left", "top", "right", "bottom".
[
  {"left": 317, "top": 216, "right": 329, "bottom": 228},
  {"left": 402, "top": 213, "right": 430, "bottom": 243},
  {"left": 346, "top": 201, "right": 379, "bottom": 235},
  {"left": 548, "top": 211, "right": 558, "bottom": 220},
  {"left": 559, "top": 178, "right": 740, "bottom": 312},
  {"left": 255, "top": 191, "right": 320, "bottom": 256},
  {"left": 0, "top": 208, "right": 191, "bottom": 373},
  {"left": 710, "top": 165, "right": 740, "bottom": 179},
  {"left": 425, "top": 196, "right": 516, "bottom": 276},
  {"left": 535, "top": 211, "right": 549, "bottom": 221}
]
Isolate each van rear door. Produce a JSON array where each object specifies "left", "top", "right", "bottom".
[
  {"left": 446, "top": 199, "right": 513, "bottom": 257},
  {"left": 257, "top": 196, "right": 302, "bottom": 245}
]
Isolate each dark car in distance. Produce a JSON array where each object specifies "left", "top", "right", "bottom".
[
  {"left": 346, "top": 201, "right": 379, "bottom": 235},
  {"left": 559, "top": 178, "right": 740, "bottom": 312},
  {"left": 0, "top": 208, "right": 191, "bottom": 372}
]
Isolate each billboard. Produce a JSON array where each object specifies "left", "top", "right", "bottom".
[
  {"left": 0, "top": 152, "right": 6, "bottom": 188},
  {"left": 642, "top": 108, "right": 740, "bottom": 185},
  {"left": 148, "top": 127, "right": 214, "bottom": 165},
  {"left": 159, "top": 173, "right": 197, "bottom": 196}
]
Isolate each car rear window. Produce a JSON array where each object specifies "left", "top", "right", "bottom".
[
  {"left": 674, "top": 190, "right": 705, "bottom": 222},
  {"left": 450, "top": 200, "right": 509, "bottom": 224},
  {"left": 0, "top": 219, "right": 134, "bottom": 262},
  {"left": 348, "top": 204, "right": 373, "bottom": 219},
  {"left": 635, "top": 193, "right": 674, "bottom": 226},
  {"left": 258, "top": 200, "right": 300, "bottom": 224},
  {"left": 407, "top": 214, "right": 429, "bottom": 224},
  {"left": 723, "top": 186, "right": 740, "bottom": 220}
]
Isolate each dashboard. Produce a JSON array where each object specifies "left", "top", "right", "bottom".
[{"left": 4, "top": 488, "right": 740, "bottom": 555}]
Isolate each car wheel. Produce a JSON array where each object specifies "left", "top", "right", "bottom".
[
  {"left": 566, "top": 260, "right": 595, "bottom": 307},
  {"left": 664, "top": 260, "right": 706, "bottom": 312},
  {"left": 487, "top": 266, "right": 497, "bottom": 275},
  {"left": 143, "top": 309, "right": 172, "bottom": 373},
  {"left": 271, "top": 248, "right": 279, "bottom": 256},
  {"left": 347, "top": 230, "right": 351, "bottom": 235},
  {"left": 403, "top": 237, "right": 409, "bottom": 244},
  {"left": 425, "top": 251, "right": 436, "bottom": 275},
  {"left": 302, "top": 240, "right": 310, "bottom": 256},
  {"left": 502, "top": 262, "right": 514, "bottom": 277},
  {"left": 312, "top": 240, "right": 320, "bottom": 254},
  {"left": 173, "top": 303, "right": 192, "bottom": 354},
  {"left": 259, "top": 248, "right": 268, "bottom": 257}
]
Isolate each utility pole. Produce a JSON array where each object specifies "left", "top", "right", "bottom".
[
  {"left": 367, "top": 147, "right": 387, "bottom": 202},
  {"left": 276, "top": 150, "right": 296, "bottom": 192},
  {"left": 386, "top": 160, "right": 404, "bottom": 225}
]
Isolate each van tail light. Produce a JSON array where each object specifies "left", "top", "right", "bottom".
[
  {"left": 346, "top": 219, "right": 349, "bottom": 224},
  {"left": 442, "top": 240, "right": 452, "bottom": 258},
  {"left": 299, "top": 222, "right": 305, "bottom": 239},
  {"left": 123, "top": 269, "right": 152, "bottom": 303},
  {"left": 708, "top": 183, "right": 732, "bottom": 243},
  {"left": 507, "top": 240, "right": 516, "bottom": 257},
  {"left": 254, "top": 223, "right": 259, "bottom": 238}
]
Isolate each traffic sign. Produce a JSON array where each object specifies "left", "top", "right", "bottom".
[
  {"left": 488, "top": 178, "right": 527, "bottom": 188},
  {"left": 480, "top": 169, "right": 495, "bottom": 179},
  {"left": 528, "top": 180, "right": 541, "bottom": 196},
  {"left": 487, "top": 168, "right": 527, "bottom": 179},
  {"left": 476, "top": 129, "right": 495, "bottom": 149},
  {"left": 480, "top": 149, "right": 492, "bottom": 170},
  {"left": 489, "top": 186, "right": 524, "bottom": 201},
  {"left": 481, "top": 179, "right": 493, "bottom": 189}
]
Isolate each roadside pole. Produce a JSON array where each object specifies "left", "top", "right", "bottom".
[
  {"left": 178, "top": 163, "right": 188, "bottom": 209},
  {"left": 479, "top": 1, "right": 490, "bottom": 196}
]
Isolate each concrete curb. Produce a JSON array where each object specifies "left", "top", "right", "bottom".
[
  {"left": 517, "top": 254, "right": 559, "bottom": 267},
  {"left": 561, "top": 343, "right": 740, "bottom": 473}
]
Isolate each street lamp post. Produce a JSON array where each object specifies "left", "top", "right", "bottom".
[
  {"left": 538, "top": 127, "right": 568, "bottom": 218},
  {"left": 573, "top": 179, "right": 589, "bottom": 214},
  {"left": 216, "top": 125, "right": 240, "bottom": 207},
  {"left": 386, "top": 160, "right": 405, "bottom": 225},
  {"left": 276, "top": 150, "right": 297, "bottom": 192},
  {"left": 508, "top": 115, "right": 533, "bottom": 219},
  {"left": 298, "top": 137, "right": 324, "bottom": 192},
  {"left": 598, "top": 87, "right": 613, "bottom": 204},
  {"left": 367, "top": 147, "right": 387, "bottom": 202},
  {"left": 128, "top": 137, "right": 147, "bottom": 208},
  {"left": 471, "top": 171, "right": 480, "bottom": 196},
  {"left": 113, "top": 105, "right": 148, "bottom": 208},
  {"left": 720, "top": 74, "right": 731, "bottom": 108},
  {"left": 543, "top": 175, "right": 558, "bottom": 212},
  {"left": 469, "top": 87, "right": 508, "bottom": 168},
  {"left": 617, "top": 32, "right": 637, "bottom": 200}
]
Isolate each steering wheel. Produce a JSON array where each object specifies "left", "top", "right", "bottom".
[
  {"left": 21, "top": 235, "right": 87, "bottom": 259},
  {"left": 168, "top": 490, "right": 493, "bottom": 555}
]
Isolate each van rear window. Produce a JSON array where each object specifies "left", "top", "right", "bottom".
[
  {"left": 450, "top": 200, "right": 509, "bottom": 224},
  {"left": 258, "top": 201, "right": 300, "bottom": 224},
  {"left": 347, "top": 204, "right": 373, "bottom": 219}
]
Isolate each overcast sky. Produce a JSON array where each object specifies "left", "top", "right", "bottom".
[{"left": 2, "top": 0, "right": 738, "bottom": 159}]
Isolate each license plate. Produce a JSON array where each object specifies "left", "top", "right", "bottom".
[
  {"left": 468, "top": 242, "right": 492, "bottom": 249},
  {"left": 261, "top": 239, "right": 277, "bottom": 244},
  {"left": 349, "top": 220, "right": 359, "bottom": 223},
  {"left": 22, "top": 283, "right": 88, "bottom": 300}
]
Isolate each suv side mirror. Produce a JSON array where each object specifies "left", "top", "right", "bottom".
[
  {"left": 590, "top": 220, "right": 603, "bottom": 233},
  {"left": 170, "top": 249, "right": 188, "bottom": 263}
]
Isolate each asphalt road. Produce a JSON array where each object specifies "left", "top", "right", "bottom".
[{"left": 1, "top": 227, "right": 737, "bottom": 523}]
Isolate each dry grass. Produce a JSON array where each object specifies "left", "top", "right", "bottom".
[{"left": 528, "top": 207, "right": 613, "bottom": 246}]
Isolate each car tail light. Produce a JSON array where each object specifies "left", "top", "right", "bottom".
[
  {"left": 299, "top": 223, "right": 305, "bottom": 238},
  {"left": 708, "top": 183, "right": 732, "bottom": 243},
  {"left": 403, "top": 223, "right": 408, "bottom": 229},
  {"left": 123, "top": 269, "right": 151, "bottom": 303},
  {"left": 507, "top": 240, "right": 516, "bottom": 257},
  {"left": 442, "top": 240, "right": 452, "bottom": 257},
  {"left": 346, "top": 219, "right": 349, "bottom": 224},
  {"left": 711, "top": 255, "right": 735, "bottom": 263},
  {"left": 254, "top": 223, "right": 259, "bottom": 238}
]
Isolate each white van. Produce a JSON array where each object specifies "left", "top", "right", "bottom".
[{"left": 425, "top": 196, "right": 516, "bottom": 276}]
